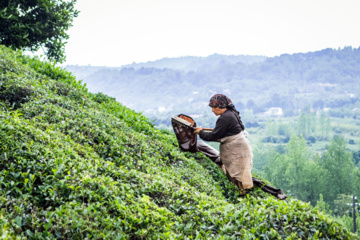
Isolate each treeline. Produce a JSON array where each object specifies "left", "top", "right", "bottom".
[
  {"left": 259, "top": 136, "right": 359, "bottom": 208},
  {"left": 247, "top": 110, "right": 360, "bottom": 235},
  {"left": 251, "top": 110, "right": 360, "bottom": 168},
  {"left": 264, "top": 112, "right": 331, "bottom": 141},
  {"left": 256, "top": 135, "right": 360, "bottom": 235},
  {"left": 66, "top": 47, "right": 360, "bottom": 120}
]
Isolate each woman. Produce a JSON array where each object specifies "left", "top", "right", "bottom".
[{"left": 194, "top": 94, "right": 253, "bottom": 196}]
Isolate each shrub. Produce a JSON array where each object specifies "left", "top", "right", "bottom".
[
  {"left": 0, "top": 45, "right": 358, "bottom": 239},
  {"left": 307, "top": 135, "right": 317, "bottom": 143},
  {"left": 0, "top": 82, "right": 33, "bottom": 109}
]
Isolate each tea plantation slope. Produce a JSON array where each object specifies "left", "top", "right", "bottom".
[{"left": 0, "top": 46, "right": 358, "bottom": 239}]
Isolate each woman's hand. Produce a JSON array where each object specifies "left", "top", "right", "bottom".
[{"left": 194, "top": 127, "right": 203, "bottom": 134}]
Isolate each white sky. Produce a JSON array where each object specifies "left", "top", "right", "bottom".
[{"left": 64, "top": 0, "right": 360, "bottom": 67}]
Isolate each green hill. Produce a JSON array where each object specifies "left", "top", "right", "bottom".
[
  {"left": 0, "top": 45, "right": 358, "bottom": 239},
  {"left": 65, "top": 47, "right": 360, "bottom": 121}
]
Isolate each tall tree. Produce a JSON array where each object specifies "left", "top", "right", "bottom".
[
  {"left": 0, "top": 0, "right": 79, "bottom": 63},
  {"left": 263, "top": 135, "right": 323, "bottom": 203},
  {"left": 297, "top": 113, "right": 317, "bottom": 139},
  {"left": 252, "top": 141, "right": 275, "bottom": 171},
  {"left": 302, "top": 153, "right": 323, "bottom": 204},
  {"left": 263, "top": 135, "right": 314, "bottom": 200},
  {"left": 319, "top": 137, "right": 355, "bottom": 209},
  {"left": 319, "top": 113, "right": 327, "bottom": 139},
  {"left": 282, "top": 135, "right": 311, "bottom": 198},
  {"left": 263, "top": 152, "right": 289, "bottom": 191},
  {"left": 353, "top": 166, "right": 360, "bottom": 203}
]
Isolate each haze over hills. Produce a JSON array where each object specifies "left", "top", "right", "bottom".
[
  {"left": 65, "top": 47, "right": 360, "bottom": 126},
  {"left": 122, "top": 54, "right": 267, "bottom": 71}
]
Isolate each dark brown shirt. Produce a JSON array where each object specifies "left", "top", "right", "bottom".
[{"left": 199, "top": 110, "right": 242, "bottom": 141}]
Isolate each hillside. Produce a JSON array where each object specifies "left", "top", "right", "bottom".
[{"left": 1, "top": 45, "right": 358, "bottom": 239}]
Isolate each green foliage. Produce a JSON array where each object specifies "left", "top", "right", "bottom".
[
  {"left": 0, "top": 44, "right": 358, "bottom": 239},
  {"left": 263, "top": 135, "right": 319, "bottom": 202},
  {"left": 319, "top": 138, "right": 356, "bottom": 208},
  {"left": 334, "top": 195, "right": 353, "bottom": 216},
  {"left": 336, "top": 213, "right": 360, "bottom": 237},
  {"left": 316, "top": 194, "right": 332, "bottom": 215},
  {"left": 297, "top": 113, "right": 316, "bottom": 138},
  {"left": 261, "top": 130, "right": 359, "bottom": 228},
  {"left": 252, "top": 141, "right": 276, "bottom": 172},
  {"left": 0, "top": 0, "right": 79, "bottom": 63},
  {"left": 66, "top": 47, "right": 360, "bottom": 123}
]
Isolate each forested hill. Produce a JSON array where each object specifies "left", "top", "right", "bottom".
[
  {"left": 1, "top": 45, "right": 358, "bottom": 239},
  {"left": 65, "top": 47, "right": 360, "bottom": 122},
  {"left": 122, "top": 54, "right": 267, "bottom": 71}
]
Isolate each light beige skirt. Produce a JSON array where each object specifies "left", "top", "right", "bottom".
[{"left": 219, "top": 131, "right": 253, "bottom": 189}]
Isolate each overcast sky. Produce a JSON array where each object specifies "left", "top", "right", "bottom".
[{"left": 63, "top": 0, "right": 360, "bottom": 67}]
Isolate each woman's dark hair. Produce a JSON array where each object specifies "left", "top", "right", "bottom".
[{"left": 227, "top": 103, "right": 245, "bottom": 130}]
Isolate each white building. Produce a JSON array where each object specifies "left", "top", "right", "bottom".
[{"left": 264, "top": 107, "right": 283, "bottom": 117}]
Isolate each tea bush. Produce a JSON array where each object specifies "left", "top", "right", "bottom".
[{"left": 0, "top": 45, "right": 358, "bottom": 239}]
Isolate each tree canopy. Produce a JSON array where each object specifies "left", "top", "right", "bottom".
[{"left": 0, "top": 0, "right": 79, "bottom": 63}]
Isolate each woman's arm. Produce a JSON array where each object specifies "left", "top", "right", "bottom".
[{"left": 197, "top": 116, "right": 229, "bottom": 141}]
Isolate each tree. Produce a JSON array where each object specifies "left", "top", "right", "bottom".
[
  {"left": 316, "top": 194, "right": 332, "bottom": 214},
  {"left": 334, "top": 194, "right": 353, "bottom": 216},
  {"left": 354, "top": 167, "right": 360, "bottom": 202},
  {"left": 265, "top": 119, "right": 277, "bottom": 136},
  {"left": 263, "top": 135, "right": 312, "bottom": 199},
  {"left": 283, "top": 135, "right": 311, "bottom": 198},
  {"left": 305, "top": 154, "right": 323, "bottom": 204},
  {"left": 252, "top": 141, "right": 275, "bottom": 171},
  {"left": 263, "top": 152, "right": 289, "bottom": 191},
  {"left": 297, "top": 113, "right": 317, "bottom": 139},
  {"left": 277, "top": 120, "right": 294, "bottom": 137},
  {"left": 263, "top": 135, "right": 322, "bottom": 203},
  {"left": 319, "top": 137, "right": 355, "bottom": 209},
  {"left": 319, "top": 113, "right": 329, "bottom": 140},
  {"left": 0, "top": 0, "right": 79, "bottom": 63}
]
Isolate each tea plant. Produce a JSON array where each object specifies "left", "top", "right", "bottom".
[{"left": 0, "top": 45, "right": 358, "bottom": 239}]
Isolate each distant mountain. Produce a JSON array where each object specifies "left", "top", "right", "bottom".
[
  {"left": 65, "top": 47, "right": 360, "bottom": 123},
  {"left": 65, "top": 65, "right": 121, "bottom": 81},
  {"left": 122, "top": 54, "right": 267, "bottom": 71}
]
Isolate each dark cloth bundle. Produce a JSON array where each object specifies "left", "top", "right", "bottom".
[
  {"left": 171, "top": 114, "right": 198, "bottom": 153},
  {"left": 252, "top": 178, "right": 287, "bottom": 200}
]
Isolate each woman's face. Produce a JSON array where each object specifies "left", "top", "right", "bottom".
[{"left": 211, "top": 107, "right": 226, "bottom": 116}]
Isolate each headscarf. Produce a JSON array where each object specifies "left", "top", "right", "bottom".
[
  {"left": 209, "top": 94, "right": 232, "bottom": 108},
  {"left": 209, "top": 94, "right": 245, "bottom": 130}
]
